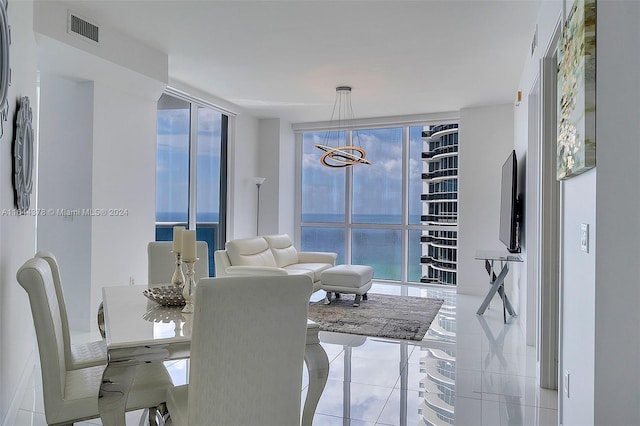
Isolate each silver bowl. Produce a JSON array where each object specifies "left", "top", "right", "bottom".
[{"left": 143, "top": 285, "right": 186, "bottom": 307}]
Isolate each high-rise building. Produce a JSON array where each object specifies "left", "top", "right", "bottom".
[{"left": 420, "top": 124, "right": 459, "bottom": 286}]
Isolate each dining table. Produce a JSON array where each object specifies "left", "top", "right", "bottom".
[{"left": 98, "top": 285, "right": 329, "bottom": 426}]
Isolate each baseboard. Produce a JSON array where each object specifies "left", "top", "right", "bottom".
[{"left": 1, "top": 349, "right": 35, "bottom": 426}]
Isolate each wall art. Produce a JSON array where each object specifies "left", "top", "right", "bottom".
[{"left": 557, "top": 0, "right": 596, "bottom": 180}]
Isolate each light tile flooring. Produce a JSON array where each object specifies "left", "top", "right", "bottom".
[{"left": 15, "top": 282, "right": 558, "bottom": 426}]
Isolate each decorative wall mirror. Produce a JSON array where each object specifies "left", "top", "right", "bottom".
[
  {"left": 14, "top": 97, "right": 33, "bottom": 210},
  {"left": 0, "top": 0, "right": 9, "bottom": 138}
]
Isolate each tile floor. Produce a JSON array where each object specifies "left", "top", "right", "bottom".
[{"left": 14, "top": 282, "right": 558, "bottom": 426}]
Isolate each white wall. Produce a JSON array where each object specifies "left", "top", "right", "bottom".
[
  {"left": 561, "top": 169, "right": 596, "bottom": 425},
  {"left": 457, "top": 104, "right": 515, "bottom": 297},
  {"left": 258, "top": 118, "right": 280, "bottom": 236},
  {"left": 38, "top": 73, "right": 160, "bottom": 334},
  {"left": 0, "top": 2, "right": 39, "bottom": 424},
  {"left": 513, "top": 0, "right": 563, "bottom": 389},
  {"left": 515, "top": 1, "right": 640, "bottom": 424},
  {"left": 89, "top": 82, "right": 159, "bottom": 329},
  {"left": 34, "top": 0, "right": 168, "bottom": 331},
  {"left": 278, "top": 120, "right": 296, "bottom": 236},
  {"left": 228, "top": 113, "right": 260, "bottom": 240},
  {"left": 256, "top": 118, "right": 296, "bottom": 237},
  {"left": 34, "top": 1, "right": 167, "bottom": 92},
  {"left": 592, "top": 2, "right": 640, "bottom": 424},
  {"left": 37, "top": 75, "right": 94, "bottom": 331}
]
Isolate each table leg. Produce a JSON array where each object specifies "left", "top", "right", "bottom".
[
  {"left": 302, "top": 329, "right": 329, "bottom": 426},
  {"left": 476, "top": 263, "right": 510, "bottom": 316},
  {"left": 500, "top": 287, "right": 517, "bottom": 317},
  {"left": 99, "top": 363, "right": 137, "bottom": 426}
]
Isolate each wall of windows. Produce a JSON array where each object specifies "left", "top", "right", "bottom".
[
  {"left": 156, "top": 92, "right": 228, "bottom": 275},
  {"left": 298, "top": 123, "right": 443, "bottom": 283}
]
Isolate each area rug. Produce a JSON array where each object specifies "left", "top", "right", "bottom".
[{"left": 307, "top": 294, "right": 444, "bottom": 341}]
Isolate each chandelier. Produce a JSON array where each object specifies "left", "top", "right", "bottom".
[{"left": 315, "top": 86, "right": 371, "bottom": 168}]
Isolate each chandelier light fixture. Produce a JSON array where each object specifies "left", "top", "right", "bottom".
[{"left": 315, "top": 86, "right": 371, "bottom": 168}]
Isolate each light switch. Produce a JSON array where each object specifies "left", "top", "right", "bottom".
[{"left": 580, "top": 223, "right": 589, "bottom": 252}]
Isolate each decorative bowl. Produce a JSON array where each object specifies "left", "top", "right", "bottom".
[{"left": 143, "top": 285, "right": 186, "bottom": 307}]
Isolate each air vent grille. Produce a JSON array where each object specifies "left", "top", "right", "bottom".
[{"left": 69, "top": 13, "right": 99, "bottom": 44}]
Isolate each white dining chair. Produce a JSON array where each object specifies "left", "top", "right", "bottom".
[
  {"left": 147, "top": 241, "right": 209, "bottom": 287},
  {"left": 165, "top": 275, "right": 313, "bottom": 426},
  {"left": 17, "top": 257, "right": 173, "bottom": 426},
  {"left": 35, "top": 250, "right": 107, "bottom": 370}
]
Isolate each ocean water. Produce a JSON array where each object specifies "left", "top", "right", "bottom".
[{"left": 156, "top": 212, "right": 426, "bottom": 282}]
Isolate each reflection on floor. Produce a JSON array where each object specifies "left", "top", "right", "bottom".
[{"left": 15, "top": 282, "right": 558, "bottom": 426}]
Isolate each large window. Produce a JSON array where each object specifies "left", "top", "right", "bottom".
[
  {"left": 299, "top": 123, "right": 438, "bottom": 283},
  {"left": 156, "top": 92, "right": 228, "bottom": 275}
]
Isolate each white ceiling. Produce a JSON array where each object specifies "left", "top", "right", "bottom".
[{"left": 65, "top": 0, "right": 541, "bottom": 124}]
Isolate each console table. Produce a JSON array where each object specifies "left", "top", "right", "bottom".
[{"left": 474, "top": 250, "right": 522, "bottom": 323}]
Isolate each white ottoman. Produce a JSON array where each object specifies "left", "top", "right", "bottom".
[{"left": 320, "top": 264, "right": 373, "bottom": 307}]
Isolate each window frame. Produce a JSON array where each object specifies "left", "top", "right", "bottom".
[
  {"left": 156, "top": 88, "right": 230, "bottom": 258},
  {"left": 294, "top": 114, "right": 459, "bottom": 284}
]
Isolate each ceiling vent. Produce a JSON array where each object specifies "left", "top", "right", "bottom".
[{"left": 67, "top": 11, "right": 99, "bottom": 45}]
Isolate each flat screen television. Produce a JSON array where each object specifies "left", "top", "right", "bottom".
[{"left": 499, "top": 150, "right": 521, "bottom": 253}]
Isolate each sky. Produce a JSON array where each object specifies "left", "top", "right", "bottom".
[
  {"left": 156, "top": 106, "right": 222, "bottom": 221},
  {"left": 301, "top": 126, "right": 426, "bottom": 223}
]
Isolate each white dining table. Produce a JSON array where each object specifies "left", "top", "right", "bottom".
[{"left": 98, "top": 285, "right": 329, "bottom": 426}]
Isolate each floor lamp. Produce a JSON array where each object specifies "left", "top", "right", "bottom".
[{"left": 254, "top": 177, "right": 266, "bottom": 235}]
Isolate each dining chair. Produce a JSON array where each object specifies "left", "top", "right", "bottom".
[
  {"left": 17, "top": 257, "right": 173, "bottom": 426},
  {"left": 35, "top": 250, "right": 107, "bottom": 370},
  {"left": 147, "top": 241, "right": 209, "bottom": 287},
  {"left": 165, "top": 275, "right": 314, "bottom": 426}
]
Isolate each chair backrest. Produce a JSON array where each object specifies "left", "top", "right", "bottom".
[
  {"left": 147, "top": 241, "right": 209, "bottom": 287},
  {"left": 189, "top": 275, "right": 313, "bottom": 426},
  {"left": 224, "top": 236, "right": 277, "bottom": 267},
  {"left": 263, "top": 234, "right": 299, "bottom": 267},
  {"left": 34, "top": 251, "right": 74, "bottom": 370},
  {"left": 17, "top": 257, "right": 67, "bottom": 416}
]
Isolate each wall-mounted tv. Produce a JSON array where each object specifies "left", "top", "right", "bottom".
[{"left": 499, "top": 150, "right": 521, "bottom": 253}]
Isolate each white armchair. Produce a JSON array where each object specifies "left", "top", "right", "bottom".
[{"left": 214, "top": 234, "right": 336, "bottom": 292}]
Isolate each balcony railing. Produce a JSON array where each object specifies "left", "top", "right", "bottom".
[
  {"left": 421, "top": 192, "right": 457, "bottom": 201},
  {"left": 422, "top": 169, "right": 458, "bottom": 180},
  {"left": 422, "top": 144, "right": 458, "bottom": 160}
]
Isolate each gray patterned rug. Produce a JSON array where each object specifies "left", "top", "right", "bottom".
[{"left": 308, "top": 294, "right": 444, "bottom": 341}]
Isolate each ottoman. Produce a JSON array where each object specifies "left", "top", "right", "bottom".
[{"left": 320, "top": 264, "right": 373, "bottom": 307}]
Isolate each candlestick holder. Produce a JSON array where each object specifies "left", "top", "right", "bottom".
[
  {"left": 181, "top": 258, "right": 198, "bottom": 313},
  {"left": 171, "top": 251, "right": 185, "bottom": 288}
]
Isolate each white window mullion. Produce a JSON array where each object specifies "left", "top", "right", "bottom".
[
  {"left": 345, "top": 129, "right": 353, "bottom": 264},
  {"left": 188, "top": 103, "right": 198, "bottom": 230},
  {"left": 401, "top": 127, "right": 409, "bottom": 285}
]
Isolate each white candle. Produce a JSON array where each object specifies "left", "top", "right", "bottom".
[
  {"left": 173, "top": 226, "right": 185, "bottom": 252},
  {"left": 182, "top": 230, "right": 197, "bottom": 260}
]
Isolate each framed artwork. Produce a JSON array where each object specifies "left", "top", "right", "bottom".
[
  {"left": 14, "top": 97, "right": 33, "bottom": 210},
  {"left": 0, "top": 0, "right": 9, "bottom": 138},
  {"left": 557, "top": 0, "right": 596, "bottom": 180}
]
